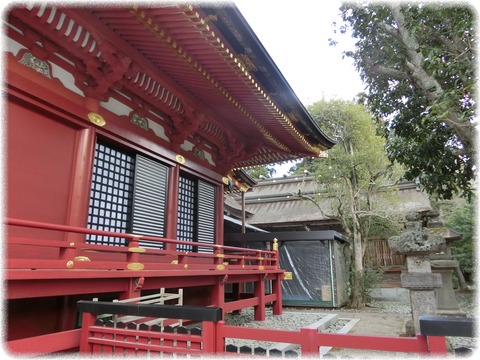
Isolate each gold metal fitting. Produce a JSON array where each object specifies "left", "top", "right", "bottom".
[
  {"left": 176, "top": 154, "right": 185, "bottom": 164},
  {"left": 284, "top": 272, "right": 293, "bottom": 280},
  {"left": 128, "top": 247, "right": 146, "bottom": 253},
  {"left": 184, "top": 264, "right": 188, "bottom": 269},
  {"left": 66, "top": 261, "right": 74, "bottom": 269},
  {"left": 273, "top": 238, "right": 278, "bottom": 251},
  {"left": 74, "top": 256, "right": 90, "bottom": 262},
  {"left": 127, "top": 263, "right": 144, "bottom": 270},
  {"left": 87, "top": 112, "right": 106, "bottom": 127},
  {"left": 216, "top": 264, "right": 225, "bottom": 270}
]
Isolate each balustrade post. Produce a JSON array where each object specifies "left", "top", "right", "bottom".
[
  {"left": 427, "top": 336, "right": 448, "bottom": 354},
  {"left": 300, "top": 327, "right": 318, "bottom": 356},
  {"left": 59, "top": 242, "right": 76, "bottom": 261},
  {"left": 214, "top": 320, "right": 226, "bottom": 353},
  {"left": 272, "top": 238, "right": 279, "bottom": 269},
  {"left": 127, "top": 235, "right": 145, "bottom": 271},
  {"left": 214, "top": 245, "right": 225, "bottom": 270},
  {"left": 272, "top": 273, "right": 283, "bottom": 315},
  {"left": 202, "top": 321, "right": 216, "bottom": 354},
  {"left": 79, "top": 311, "right": 96, "bottom": 353},
  {"left": 177, "top": 252, "right": 189, "bottom": 269},
  {"left": 253, "top": 274, "right": 266, "bottom": 321}
]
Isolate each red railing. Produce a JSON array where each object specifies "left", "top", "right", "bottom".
[
  {"left": 72, "top": 301, "right": 449, "bottom": 357},
  {"left": 5, "top": 217, "right": 279, "bottom": 272},
  {"left": 217, "top": 322, "right": 447, "bottom": 355}
]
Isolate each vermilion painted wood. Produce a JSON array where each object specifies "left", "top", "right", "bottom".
[
  {"left": 308, "top": 332, "right": 431, "bottom": 353},
  {"left": 6, "top": 218, "right": 276, "bottom": 258},
  {"left": 254, "top": 275, "right": 266, "bottom": 321},
  {"left": 6, "top": 329, "right": 81, "bottom": 354},
  {"left": 217, "top": 323, "right": 442, "bottom": 355},
  {"left": 76, "top": 306, "right": 447, "bottom": 357},
  {"left": 426, "top": 336, "right": 449, "bottom": 353}
]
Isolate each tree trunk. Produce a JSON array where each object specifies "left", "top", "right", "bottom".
[{"left": 347, "top": 177, "right": 365, "bottom": 308}]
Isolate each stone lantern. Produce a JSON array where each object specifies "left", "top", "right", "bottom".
[
  {"left": 423, "top": 210, "right": 466, "bottom": 316},
  {"left": 388, "top": 210, "right": 446, "bottom": 334}
]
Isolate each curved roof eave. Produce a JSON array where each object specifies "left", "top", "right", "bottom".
[{"left": 202, "top": 4, "right": 337, "bottom": 150}]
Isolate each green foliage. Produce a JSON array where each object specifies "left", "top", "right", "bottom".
[
  {"left": 302, "top": 99, "right": 404, "bottom": 212},
  {"left": 444, "top": 199, "right": 476, "bottom": 275},
  {"left": 245, "top": 165, "right": 277, "bottom": 179},
  {"left": 337, "top": 3, "right": 476, "bottom": 200},
  {"left": 349, "top": 267, "right": 385, "bottom": 304},
  {"left": 301, "top": 100, "right": 405, "bottom": 307},
  {"left": 367, "top": 216, "right": 403, "bottom": 239}
]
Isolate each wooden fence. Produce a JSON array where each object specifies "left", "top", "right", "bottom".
[
  {"left": 75, "top": 301, "right": 453, "bottom": 357},
  {"left": 365, "top": 239, "right": 405, "bottom": 267}
]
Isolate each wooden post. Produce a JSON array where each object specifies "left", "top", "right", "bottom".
[
  {"left": 253, "top": 275, "right": 265, "bottom": 321},
  {"left": 272, "top": 273, "right": 283, "bottom": 315},
  {"left": 211, "top": 278, "right": 225, "bottom": 315},
  {"left": 165, "top": 165, "right": 179, "bottom": 251},
  {"left": 299, "top": 327, "right": 318, "bottom": 356},
  {"left": 427, "top": 336, "right": 448, "bottom": 354},
  {"left": 214, "top": 320, "right": 226, "bottom": 353},
  {"left": 202, "top": 321, "right": 216, "bottom": 354},
  {"left": 79, "top": 311, "right": 96, "bottom": 353}
]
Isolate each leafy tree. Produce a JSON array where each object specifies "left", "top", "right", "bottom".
[
  {"left": 335, "top": 3, "right": 476, "bottom": 200},
  {"left": 298, "top": 99, "right": 404, "bottom": 307},
  {"left": 245, "top": 164, "right": 277, "bottom": 179},
  {"left": 444, "top": 199, "right": 476, "bottom": 281}
]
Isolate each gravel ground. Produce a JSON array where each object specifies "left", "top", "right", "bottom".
[{"left": 224, "top": 289, "right": 477, "bottom": 357}]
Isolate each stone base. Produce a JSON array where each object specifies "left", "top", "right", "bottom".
[
  {"left": 370, "top": 287, "right": 409, "bottom": 302},
  {"left": 437, "top": 309, "right": 466, "bottom": 317},
  {"left": 405, "top": 319, "right": 415, "bottom": 337}
]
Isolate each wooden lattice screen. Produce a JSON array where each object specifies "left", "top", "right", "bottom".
[{"left": 364, "top": 239, "right": 405, "bottom": 267}]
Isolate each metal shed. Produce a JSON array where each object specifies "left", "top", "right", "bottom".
[{"left": 226, "top": 231, "right": 350, "bottom": 307}]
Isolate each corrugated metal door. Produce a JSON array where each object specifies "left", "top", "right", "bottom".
[
  {"left": 131, "top": 155, "right": 168, "bottom": 249},
  {"left": 197, "top": 180, "right": 215, "bottom": 253}
]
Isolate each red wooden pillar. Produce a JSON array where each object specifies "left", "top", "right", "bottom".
[
  {"left": 211, "top": 277, "right": 225, "bottom": 317},
  {"left": 202, "top": 321, "right": 217, "bottom": 354},
  {"left": 215, "top": 183, "right": 224, "bottom": 246},
  {"left": 299, "top": 327, "right": 318, "bottom": 356},
  {"left": 165, "top": 164, "right": 179, "bottom": 251},
  {"left": 214, "top": 320, "right": 225, "bottom": 353},
  {"left": 427, "top": 336, "right": 448, "bottom": 354},
  {"left": 61, "top": 127, "right": 96, "bottom": 260},
  {"left": 272, "top": 274, "right": 283, "bottom": 315},
  {"left": 79, "top": 311, "right": 96, "bottom": 353},
  {"left": 253, "top": 275, "right": 266, "bottom": 321}
]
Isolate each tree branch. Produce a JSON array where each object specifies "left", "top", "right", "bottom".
[{"left": 362, "top": 55, "right": 409, "bottom": 80}]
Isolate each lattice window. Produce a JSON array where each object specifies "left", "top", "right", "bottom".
[
  {"left": 176, "top": 176, "right": 216, "bottom": 253},
  {"left": 87, "top": 142, "right": 215, "bottom": 252},
  {"left": 87, "top": 142, "right": 135, "bottom": 246},
  {"left": 177, "top": 176, "right": 196, "bottom": 251}
]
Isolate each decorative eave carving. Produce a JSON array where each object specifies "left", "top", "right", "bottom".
[{"left": 6, "top": 4, "right": 334, "bottom": 172}]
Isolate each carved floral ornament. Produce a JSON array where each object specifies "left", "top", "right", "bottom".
[{"left": 19, "top": 52, "right": 51, "bottom": 78}]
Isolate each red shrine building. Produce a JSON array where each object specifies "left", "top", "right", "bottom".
[{"left": 3, "top": 3, "right": 335, "bottom": 354}]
